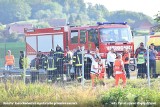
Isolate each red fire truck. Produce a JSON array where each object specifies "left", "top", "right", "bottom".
[{"left": 24, "top": 22, "right": 135, "bottom": 70}]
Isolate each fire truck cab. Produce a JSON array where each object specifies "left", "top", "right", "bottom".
[
  {"left": 68, "top": 22, "right": 134, "bottom": 58},
  {"left": 68, "top": 22, "right": 135, "bottom": 71}
]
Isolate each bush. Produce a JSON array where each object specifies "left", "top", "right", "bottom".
[{"left": 100, "top": 87, "right": 160, "bottom": 106}]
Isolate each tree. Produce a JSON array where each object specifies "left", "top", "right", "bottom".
[
  {"left": 34, "top": 10, "right": 52, "bottom": 20},
  {"left": 7, "top": 33, "right": 19, "bottom": 42},
  {"left": 33, "top": 22, "right": 51, "bottom": 28},
  {"left": 87, "top": 3, "right": 109, "bottom": 22},
  {"left": 31, "top": 1, "right": 64, "bottom": 20},
  {"left": 154, "top": 11, "right": 160, "bottom": 23},
  {"left": 107, "top": 10, "right": 154, "bottom": 28},
  {"left": 68, "top": 14, "right": 74, "bottom": 25},
  {"left": 0, "top": 0, "right": 31, "bottom": 24}
]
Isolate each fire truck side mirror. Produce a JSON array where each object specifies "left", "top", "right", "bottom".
[{"left": 131, "top": 30, "right": 136, "bottom": 37}]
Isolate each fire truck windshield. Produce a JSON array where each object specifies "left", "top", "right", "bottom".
[{"left": 100, "top": 28, "right": 132, "bottom": 42}]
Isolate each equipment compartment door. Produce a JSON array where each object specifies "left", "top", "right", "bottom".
[{"left": 38, "top": 35, "right": 52, "bottom": 52}]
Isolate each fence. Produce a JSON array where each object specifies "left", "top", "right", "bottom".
[{"left": 0, "top": 41, "right": 160, "bottom": 87}]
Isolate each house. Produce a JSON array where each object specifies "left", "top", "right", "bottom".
[
  {"left": 7, "top": 23, "right": 33, "bottom": 34},
  {"left": 134, "top": 20, "right": 153, "bottom": 30}
]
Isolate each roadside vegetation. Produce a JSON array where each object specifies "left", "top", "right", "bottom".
[{"left": 0, "top": 79, "right": 159, "bottom": 106}]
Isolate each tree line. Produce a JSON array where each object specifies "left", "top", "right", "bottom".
[{"left": 0, "top": 0, "right": 158, "bottom": 27}]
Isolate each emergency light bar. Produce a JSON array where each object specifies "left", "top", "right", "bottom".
[{"left": 97, "top": 22, "right": 127, "bottom": 25}]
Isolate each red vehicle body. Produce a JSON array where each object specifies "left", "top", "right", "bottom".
[
  {"left": 24, "top": 22, "right": 134, "bottom": 60},
  {"left": 68, "top": 22, "right": 134, "bottom": 58}
]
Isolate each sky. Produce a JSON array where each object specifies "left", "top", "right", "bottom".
[{"left": 84, "top": 0, "right": 160, "bottom": 18}]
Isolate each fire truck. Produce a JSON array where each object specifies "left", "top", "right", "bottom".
[{"left": 24, "top": 22, "right": 135, "bottom": 70}]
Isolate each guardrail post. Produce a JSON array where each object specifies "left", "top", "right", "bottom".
[
  {"left": 146, "top": 35, "right": 150, "bottom": 88},
  {"left": 23, "top": 51, "right": 26, "bottom": 84}
]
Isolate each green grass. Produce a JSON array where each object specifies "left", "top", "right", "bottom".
[
  {"left": 0, "top": 42, "right": 25, "bottom": 68},
  {"left": 0, "top": 79, "right": 159, "bottom": 106}
]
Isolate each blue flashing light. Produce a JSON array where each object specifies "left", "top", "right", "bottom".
[
  {"left": 97, "top": 22, "right": 127, "bottom": 25},
  {"left": 97, "top": 22, "right": 103, "bottom": 25}
]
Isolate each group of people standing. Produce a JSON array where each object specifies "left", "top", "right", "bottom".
[
  {"left": 106, "top": 48, "right": 130, "bottom": 79},
  {"left": 106, "top": 48, "right": 130, "bottom": 87},
  {"left": 135, "top": 42, "right": 158, "bottom": 78},
  {"left": 28, "top": 45, "right": 83, "bottom": 82},
  {"left": 4, "top": 42, "right": 158, "bottom": 87}
]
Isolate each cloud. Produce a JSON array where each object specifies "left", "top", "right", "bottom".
[{"left": 84, "top": 0, "right": 160, "bottom": 18}]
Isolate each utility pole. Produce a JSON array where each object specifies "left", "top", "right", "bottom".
[
  {"left": 81, "top": 46, "right": 85, "bottom": 87},
  {"left": 145, "top": 35, "right": 150, "bottom": 88},
  {"left": 23, "top": 51, "right": 26, "bottom": 84},
  {"left": 3, "top": 30, "right": 7, "bottom": 65}
]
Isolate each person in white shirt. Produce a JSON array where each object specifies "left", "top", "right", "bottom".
[
  {"left": 90, "top": 57, "right": 101, "bottom": 87},
  {"left": 106, "top": 48, "right": 116, "bottom": 79}
]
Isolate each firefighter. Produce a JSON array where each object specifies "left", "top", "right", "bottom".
[
  {"left": 113, "top": 54, "right": 126, "bottom": 87},
  {"left": 122, "top": 48, "right": 130, "bottom": 79},
  {"left": 38, "top": 51, "right": 43, "bottom": 69},
  {"left": 71, "top": 49, "right": 76, "bottom": 80},
  {"left": 73, "top": 46, "right": 82, "bottom": 82},
  {"left": 19, "top": 51, "right": 24, "bottom": 69},
  {"left": 47, "top": 50, "right": 57, "bottom": 82},
  {"left": 30, "top": 58, "right": 36, "bottom": 69},
  {"left": 41, "top": 54, "right": 48, "bottom": 70},
  {"left": 84, "top": 50, "right": 93, "bottom": 80},
  {"left": 106, "top": 48, "right": 116, "bottom": 79},
  {"left": 35, "top": 54, "right": 40, "bottom": 70},
  {"left": 135, "top": 42, "right": 147, "bottom": 78},
  {"left": 54, "top": 45, "right": 64, "bottom": 81}
]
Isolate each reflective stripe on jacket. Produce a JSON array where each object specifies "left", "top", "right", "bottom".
[
  {"left": 75, "top": 54, "right": 82, "bottom": 66},
  {"left": 47, "top": 57, "right": 57, "bottom": 70}
]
